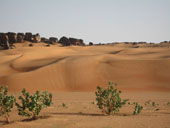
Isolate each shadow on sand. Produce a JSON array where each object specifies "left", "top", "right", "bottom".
[
  {"left": 50, "top": 112, "right": 130, "bottom": 117},
  {"left": 21, "top": 115, "right": 51, "bottom": 122}
]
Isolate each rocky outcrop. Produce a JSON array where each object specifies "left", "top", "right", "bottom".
[
  {"left": 33, "top": 33, "right": 40, "bottom": 43},
  {"left": 24, "top": 33, "right": 41, "bottom": 43},
  {"left": 59, "top": 36, "right": 70, "bottom": 46},
  {"left": 0, "top": 32, "right": 86, "bottom": 49},
  {"left": 24, "top": 32, "right": 33, "bottom": 42},
  {"left": 41, "top": 37, "right": 50, "bottom": 43},
  {"left": 89, "top": 42, "right": 93, "bottom": 46},
  {"left": 58, "top": 37, "right": 85, "bottom": 46},
  {"left": 69, "top": 38, "right": 78, "bottom": 45},
  {"left": 0, "top": 33, "right": 10, "bottom": 49},
  {"left": 49, "top": 37, "right": 58, "bottom": 44},
  {"left": 7, "top": 32, "right": 17, "bottom": 44},
  {"left": 160, "top": 41, "right": 170, "bottom": 44},
  {"left": 78, "top": 39, "right": 85, "bottom": 46},
  {"left": 69, "top": 38, "right": 85, "bottom": 46},
  {"left": 17, "top": 33, "right": 25, "bottom": 43}
]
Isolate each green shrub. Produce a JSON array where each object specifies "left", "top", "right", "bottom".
[
  {"left": 95, "top": 82, "right": 128, "bottom": 115},
  {"left": 62, "top": 103, "right": 66, "bottom": 108},
  {"left": 0, "top": 86, "right": 16, "bottom": 123},
  {"left": 133, "top": 102, "right": 143, "bottom": 115},
  {"left": 16, "top": 88, "right": 52, "bottom": 120},
  {"left": 91, "top": 101, "right": 95, "bottom": 104}
]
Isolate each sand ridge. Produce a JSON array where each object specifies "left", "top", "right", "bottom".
[{"left": 0, "top": 43, "right": 170, "bottom": 92}]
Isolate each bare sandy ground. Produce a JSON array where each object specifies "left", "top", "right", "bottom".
[
  {"left": 0, "top": 42, "right": 170, "bottom": 127},
  {"left": 0, "top": 92, "right": 170, "bottom": 128}
]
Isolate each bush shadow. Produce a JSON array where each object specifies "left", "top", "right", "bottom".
[
  {"left": 21, "top": 115, "right": 51, "bottom": 122},
  {"left": 0, "top": 120, "right": 15, "bottom": 125},
  {"left": 50, "top": 112, "right": 131, "bottom": 117}
]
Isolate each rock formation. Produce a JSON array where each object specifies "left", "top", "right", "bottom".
[
  {"left": 41, "top": 37, "right": 49, "bottom": 43},
  {"left": 17, "top": 33, "right": 25, "bottom": 43},
  {"left": 0, "top": 32, "right": 86, "bottom": 50},
  {"left": 33, "top": 33, "right": 40, "bottom": 43},
  {"left": 0, "top": 33, "right": 10, "bottom": 49},
  {"left": 69, "top": 38, "right": 85, "bottom": 46},
  {"left": 25, "top": 32, "right": 33, "bottom": 42},
  {"left": 89, "top": 42, "right": 93, "bottom": 46},
  {"left": 58, "top": 37, "right": 85, "bottom": 46},
  {"left": 59, "top": 36, "right": 70, "bottom": 46},
  {"left": 49, "top": 37, "right": 58, "bottom": 44},
  {"left": 7, "top": 32, "right": 17, "bottom": 44},
  {"left": 78, "top": 39, "right": 85, "bottom": 46}
]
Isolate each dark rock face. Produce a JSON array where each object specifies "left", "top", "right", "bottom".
[
  {"left": 41, "top": 37, "right": 50, "bottom": 43},
  {"left": 78, "top": 39, "right": 85, "bottom": 46},
  {"left": 89, "top": 42, "right": 93, "bottom": 46},
  {"left": 7, "top": 32, "right": 17, "bottom": 44},
  {"left": 69, "top": 38, "right": 78, "bottom": 45},
  {"left": 25, "top": 32, "right": 33, "bottom": 41},
  {"left": 69, "top": 38, "right": 85, "bottom": 46},
  {"left": 59, "top": 37, "right": 85, "bottom": 46},
  {"left": 160, "top": 41, "right": 170, "bottom": 44},
  {"left": 59, "top": 36, "right": 70, "bottom": 46},
  {"left": 33, "top": 33, "right": 40, "bottom": 43},
  {"left": 17, "top": 33, "right": 25, "bottom": 43},
  {"left": 0, "top": 32, "right": 86, "bottom": 49},
  {"left": 49, "top": 37, "right": 58, "bottom": 44},
  {"left": 0, "top": 33, "right": 10, "bottom": 49}
]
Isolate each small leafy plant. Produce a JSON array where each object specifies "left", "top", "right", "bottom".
[
  {"left": 16, "top": 88, "right": 52, "bottom": 120},
  {"left": 91, "top": 101, "right": 95, "bottom": 104},
  {"left": 62, "top": 103, "right": 66, "bottom": 108},
  {"left": 133, "top": 102, "right": 143, "bottom": 115},
  {"left": 95, "top": 82, "right": 128, "bottom": 115},
  {"left": 152, "top": 101, "right": 159, "bottom": 107},
  {"left": 0, "top": 86, "right": 16, "bottom": 123}
]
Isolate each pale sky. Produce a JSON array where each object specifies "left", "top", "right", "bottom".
[{"left": 0, "top": 0, "right": 170, "bottom": 44}]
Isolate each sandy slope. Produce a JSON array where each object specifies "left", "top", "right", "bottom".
[{"left": 0, "top": 42, "right": 170, "bottom": 92}]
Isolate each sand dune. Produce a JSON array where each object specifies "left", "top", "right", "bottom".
[{"left": 0, "top": 43, "right": 170, "bottom": 92}]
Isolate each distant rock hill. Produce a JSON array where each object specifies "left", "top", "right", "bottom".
[
  {"left": 0, "top": 32, "right": 170, "bottom": 50},
  {"left": 0, "top": 32, "right": 85, "bottom": 50}
]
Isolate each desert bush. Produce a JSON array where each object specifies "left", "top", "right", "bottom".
[
  {"left": 16, "top": 88, "right": 52, "bottom": 119},
  {"left": 145, "top": 100, "right": 159, "bottom": 107},
  {"left": 62, "top": 103, "right": 67, "bottom": 108},
  {"left": 0, "top": 86, "right": 16, "bottom": 123},
  {"left": 133, "top": 102, "right": 143, "bottom": 115},
  {"left": 91, "top": 101, "right": 95, "bottom": 104},
  {"left": 152, "top": 101, "right": 159, "bottom": 106},
  {"left": 95, "top": 82, "right": 128, "bottom": 115}
]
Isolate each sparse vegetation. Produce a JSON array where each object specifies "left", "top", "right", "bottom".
[
  {"left": 133, "top": 102, "right": 143, "bottom": 115},
  {"left": 0, "top": 86, "right": 16, "bottom": 123},
  {"left": 152, "top": 102, "right": 156, "bottom": 106},
  {"left": 95, "top": 82, "right": 129, "bottom": 115},
  {"left": 145, "top": 100, "right": 159, "bottom": 107},
  {"left": 91, "top": 101, "right": 95, "bottom": 104},
  {"left": 16, "top": 88, "right": 52, "bottom": 120},
  {"left": 62, "top": 103, "right": 67, "bottom": 108}
]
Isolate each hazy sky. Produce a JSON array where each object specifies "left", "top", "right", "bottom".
[{"left": 0, "top": 0, "right": 170, "bottom": 44}]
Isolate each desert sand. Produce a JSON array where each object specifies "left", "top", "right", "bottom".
[{"left": 0, "top": 42, "right": 170, "bottom": 128}]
